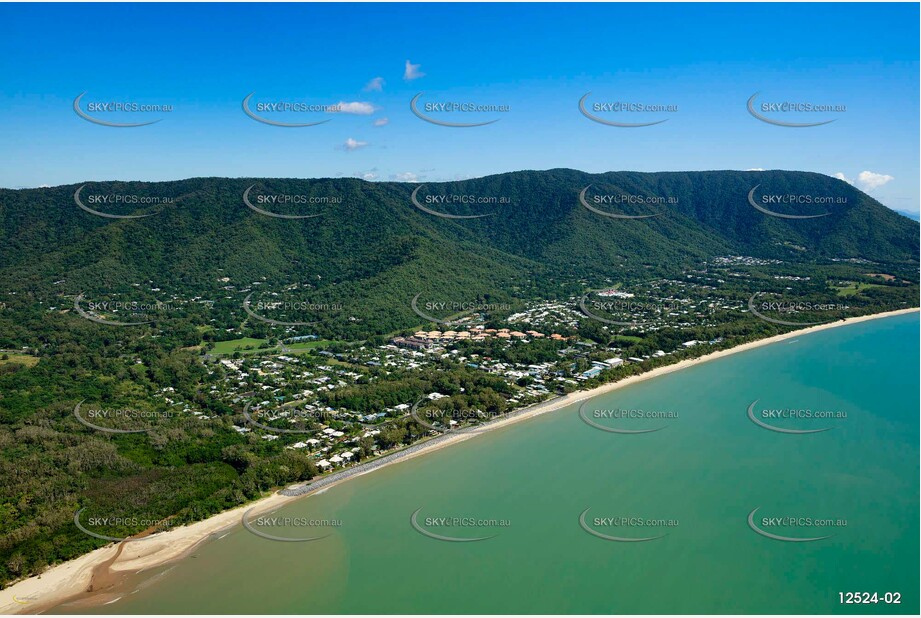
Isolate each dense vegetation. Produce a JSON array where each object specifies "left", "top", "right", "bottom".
[
  {"left": 0, "top": 169, "right": 917, "bottom": 587},
  {"left": 1, "top": 169, "right": 916, "bottom": 340}
]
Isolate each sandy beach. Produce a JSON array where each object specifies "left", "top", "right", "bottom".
[{"left": 2, "top": 306, "right": 916, "bottom": 615}]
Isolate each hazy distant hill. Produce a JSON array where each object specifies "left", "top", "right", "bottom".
[{"left": 893, "top": 208, "right": 920, "bottom": 222}]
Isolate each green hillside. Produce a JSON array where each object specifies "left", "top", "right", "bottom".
[{"left": 0, "top": 169, "right": 916, "bottom": 588}]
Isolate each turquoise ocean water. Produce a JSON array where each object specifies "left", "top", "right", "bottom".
[{"left": 58, "top": 314, "right": 919, "bottom": 614}]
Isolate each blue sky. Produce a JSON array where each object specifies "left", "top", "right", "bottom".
[{"left": 1, "top": 3, "right": 918, "bottom": 213}]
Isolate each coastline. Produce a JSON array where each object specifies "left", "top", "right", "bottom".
[{"left": 3, "top": 306, "right": 916, "bottom": 615}]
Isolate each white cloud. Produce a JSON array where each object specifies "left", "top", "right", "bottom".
[
  {"left": 745, "top": 168, "right": 764, "bottom": 172},
  {"left": 391, "top": 172, "right": 420, "bottom": 182},
  {"left": 833, "top": 170, "right": 894, "bottom": 192},
  {"left": 373, "top": 117, "right": 389, "bottom": 127},
  {"left": 360, "top": 172, "right": 378, "bottom": 181},
  {"left": 342, "top": 138, "right": 368, "bottom": 152},
  {"left": 334, "top": 101, "right": 376, "bottom": 115},
  {"left": 856, "top": 171, "right": 894, "bottom": 191},
  {"left": 364, "top": 77, "right": 384, "bottom": 92},
  {"left": 404, "top": 60, "right": 424, "bottom": 81}
]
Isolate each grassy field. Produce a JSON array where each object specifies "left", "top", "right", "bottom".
[
  {"left": 283, "top": 340, "right": 344, "bottom": 351},
  {"left": 211, "top": 337, "right": 269, "bottom": 354},
  {"left": 835, "top": 282, "right": 884, "bottom": 297},
  {"left": 0, "top": 353, "right": 39, "bottom": 368},
  {"left": 209, "top": 338, "right": 345, "bottom": 356}
]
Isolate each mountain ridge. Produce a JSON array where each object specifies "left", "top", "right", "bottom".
[{"left": 0, "top": 169, "right": 916, "bottom": 339}]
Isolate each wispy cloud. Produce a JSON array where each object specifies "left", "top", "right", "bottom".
[
  {"left": 391, "top": 172, "right": 421, "bottom": 182},
  {"left": 364, "top": 77, "right": 384, "bottom": 92},
  {"left": 334, "top": 101, "right": 376, "bottom": 115},
  {"left": 745, "top": 168, "right": 765, "bottom": 172},
  {"left": 373, "top": 117, "right": 389, "bottom": 127},
  {"left": 341, "top": 138, "right": 368, "bottom": 152},
  {"left": 856, "top": 171, "right": 894, "bottom": 191},
  {"left": 833, "top": 172, "right": 852, "bottom": 184},
  {"left": 834, "top": 170, "right": 895, "bottom": 192},
  {"left": 404, "top": 60, "right": 424, "bottom": 81}
]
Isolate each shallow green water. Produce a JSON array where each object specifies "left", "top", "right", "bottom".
[{"left": 63, "top": 314, "right": 919, "bottom": 614}]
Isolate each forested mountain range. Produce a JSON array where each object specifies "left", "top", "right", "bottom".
[
  {"left": 0, "top": 169, "right": 916, "bottom": 339},
  {"left": 0, "top": 168, "right": 917, "bottom": 588}
]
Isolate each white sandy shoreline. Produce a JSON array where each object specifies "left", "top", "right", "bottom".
[{"left": 1, "top": 307, "right": 916, "bottom": 615}]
